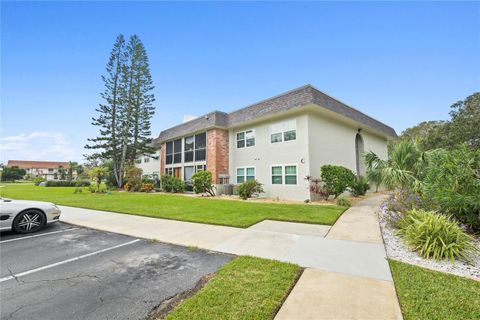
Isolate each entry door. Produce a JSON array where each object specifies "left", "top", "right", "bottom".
[{"left": 173, "top": 167, "right": 181, "bottom": 179}]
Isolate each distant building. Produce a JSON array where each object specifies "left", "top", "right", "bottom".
[
  {"left": 6, "top": 160, "right": 76, "bottom": 181},
  {"left": 134, "top": 150, "right": 161, "bottom": 178}
]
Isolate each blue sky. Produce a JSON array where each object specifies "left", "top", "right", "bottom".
[{"left": 1, "top": 1, "right": 479, "bottom": 162}]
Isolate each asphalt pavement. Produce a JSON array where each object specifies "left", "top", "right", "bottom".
[{"left": 0, "top": 222, "right": 233, "bottom": 320}]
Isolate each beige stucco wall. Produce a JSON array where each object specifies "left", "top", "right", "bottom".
[
  {"left": 308, "top": 112, "right": 389, "bottom": 179},
  {"left": 229, "top": 113, "right": 311, "bottom": 201},
  {"left": 228, "top": 109, "right": 390, "bottom": 201}
]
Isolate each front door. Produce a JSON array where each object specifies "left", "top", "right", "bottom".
[{"left": 173, "top": 167, "right": 181, "bottom": 179}]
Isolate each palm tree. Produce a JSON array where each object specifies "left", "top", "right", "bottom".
[{"left": 364, "top": 139, "right": 425, "bottom": 191}]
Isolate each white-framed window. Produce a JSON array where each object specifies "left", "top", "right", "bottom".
[
  {"left": 196, "top": 164, "right": 207, "bottom": 172},
  {"left": 144, "top": 156, "right": 150, "bottom": 163},
  {"left": 236, "top": 167, "right": 255, "bottom": 184},
  {"left": 165, "top": 168, "right": 173, "bottom": 176},
  {"left": 271, "top": 164, "right": 297, "bottom": 185},
  {"left": 270, "top": 120, "right": 297, "bottom": 143},
  {"left": 236, "top": 129, "right": 255, "bottom": 148},
  {"left": 135, "top": 158, "right": 142, "bottom": 164}
]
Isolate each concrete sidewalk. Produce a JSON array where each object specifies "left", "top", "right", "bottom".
[
  {"left": 60, "top": 204, "right": 391, "bottom": 281},
  {"left": 60, "top": 194, "right": 403, "bottom": 319},
  {"left": 275, "top": 194, "right": 403, "bottom": 320}
]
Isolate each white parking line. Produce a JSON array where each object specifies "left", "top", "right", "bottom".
[
  {"left": 0, "top": 239, "right": 140, "bottom": 283},
  {"left": 0, "top": 228, "right": 80, "bottom": 244}
]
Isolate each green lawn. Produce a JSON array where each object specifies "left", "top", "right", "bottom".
[
  {"left": 389, "top": 259, "right": 480, "bottom": 320},
  {"left": 0, "top": 183, "right": 345, "bottom": 228},
  {"left": 165, "top": 256, "right": 301, "bottom": 320}
]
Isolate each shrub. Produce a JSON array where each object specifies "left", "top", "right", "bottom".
[
  {"left": 336, "top": 196, "right": 351, "bottom": 207},
  {"left": 350, "top": 176, "right": 370, "bottom": 197},
  {"left": 33, "top": 177, "right": 46, "bottom": 186},
  {"left": 75, "top": 180, "right": 91, "bottom": 187},
  {"left": 124, "top": 166, "right": 143, "bottom": 192},
  {"left": 161, "top": 175, "right": 186, "bottom": 193},
  {"left": 74, "top": 187, "right": 83, "bottom": 194},
  {"left": 98, "top": 182, "right": 107, "bottom": 193},
  {"left": 320, "top": 165, "right": 356, "bottom": 198},
  {"left": 191, "top": 170, "right": 215, "bottom": 196},
  {"left": 385, "top": 190, "right": 436, "bottom": 214},
  {"left": 89, "top": 181, "right": 107, "bottom": 193},
  {"left": 397, "top": 209, "right": 479, "bottom": 262},
  {"left": 305, "top": 176, "right": 329, "bottom": 200},
  {"left": 237, "top": 180, "right": 264, "bottom": 200},
  {"left": 422, "top": 146, "right": 480, "bottom": 230},
  {"left": 140, "top": 183, "right": 155, "bottom": 193},
  {"left": 46, "top": 180, "right": 77, "bottom": 187}
]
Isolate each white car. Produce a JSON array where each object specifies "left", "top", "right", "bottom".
[{"left": 0, "top": 198, "right": 61, "bottom": 233}]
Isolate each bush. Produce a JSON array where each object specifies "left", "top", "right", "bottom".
[
  {"left": 336, "top": 196, "right": 351, "bottom": 207},
  {"left": 124, "top": 166, "right": 143, "bottom": 192},
  {"left": 386, "top": 190, "right": 436, "bottom": 214},
  {"left": 397, "top": 209, "right": 479, "bottom": 262},
  {"left": 33, "top": 177, "right": 46, "bottom": 186},
  {"left": 161, "top": 175, "right": 186, "bottom": 193},
  {"left": 75, "top": 180, "right": 91, "bottom": 187},
  {"left": 191, "top": 170, "right": 215, "bottom": 196},
  {"left": 320, "top": 165, "right": 356, "bottom": 198},
  {"left": 305, "top": 176, "right": 329, "bottom": 200},
  {"left": 89, "top": 182, "right": 107, "bottom": 193},
  {"left": 350, "top": 176, "right": 370, "bottom": 197},
  {"left": 46, "top": 180, "right": 77, "bottom": 187},
  {"left": 140, "top": 183, "right": 155, "bottom": 193},
  {"left": 422, "top": 146, "right": 480, "bottom": 230},
  {"left": 237, "top": 180, "right": 264, "bottom": 200}
]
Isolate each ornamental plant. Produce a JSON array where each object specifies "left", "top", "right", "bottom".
[
  {"left": 161, "top": 175, "right": 186, "bottom": 193},
  {"left": 191, "top": 170, "right": 215, "bottom": 196},
  {"left": 320, "top": 165, "right": 356, "bottom": 198},
  {"left": 396, "top": 209, "right": 479, "bottom": 262},
  {"left": 237, "top": 180, "right": 264, "bottom": 200}
]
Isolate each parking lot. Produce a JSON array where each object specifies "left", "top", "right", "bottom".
[{"left": 0, "top": 222, "right": 233, "bottom": 320}]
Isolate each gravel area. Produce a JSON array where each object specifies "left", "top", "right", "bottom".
[{"left": 378, "top": 204, "right": 480, "bottom": 280}]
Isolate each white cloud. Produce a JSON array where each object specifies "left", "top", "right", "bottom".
[{"left": 0, "top": 131, "right": 79, "bottom": 163}]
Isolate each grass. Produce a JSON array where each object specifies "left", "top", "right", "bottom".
[
  {"left": 165, "top": 256, "right": 301, "bottom": 320},
  {"left": 389, "top": 259, "right": 480, "bottom": 320},
  {"left": 0, "top": 183, "right": 345, "bottom": 228}
]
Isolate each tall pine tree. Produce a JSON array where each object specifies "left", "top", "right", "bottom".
[{"left": 86, "top": 34, "right": 155, "bottom": 187}]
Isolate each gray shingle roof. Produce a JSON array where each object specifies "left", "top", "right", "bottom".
[{"left": 153, "top": 85, "right": 397, "bottom": 146}]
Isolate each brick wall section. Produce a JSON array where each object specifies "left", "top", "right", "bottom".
[
  {"left": 206, "top": 128, "right": 229, "bottom": 184},
  {"left": 160, "top": 143, "right": 166, "bottom": 175}
]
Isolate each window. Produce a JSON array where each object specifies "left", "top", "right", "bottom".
[
  {"left": 173, "top": 139, "right": 182, "bottom": 163},
  {"left": 285, "top": 165, "right": 297, "bottom": 184},
  {"left": 196, "top": 164, "right": 206, "bottom": 172},
  {"left": 144, "top": 156, "right": 150, "bottom": 163},
  {"left": 236, "top": 130, "right": 255, "bottom": 148},
  {"left": 236, "top": 167, "right": 255, "bottom": 184},
  {"left": 270, "top": 120, "right": 296, "bottom": 143},
  {"left": 271, "top": 165, "right": 297, "bottom": 185},
  {"left": 135, "top": 158, "right": 142, "bottom": 164},
  {"left": 271, "top": 166, "right": 283, "bottom": 184},
  {"left": 165, "top": 168, "right": 173, "bottom": 176},
  {"left": 184, "top": 136, "right": 194, "bottom": 163},
  {"left": 166, "top": 141, "right": 173, "bottom": 164},
  {"left": 284, "top": 130, "right": 296, "bottom": 142},
  {"left": 48, "top": 168, "right": 54, "bottom": 172},
  {"left": 195, "top": 132, "right": 206, "bottom": 161},
  {"left": 184, "top": 166, "right": 194, "bottom": 181}
]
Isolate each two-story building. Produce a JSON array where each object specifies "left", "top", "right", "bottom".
[
  {"left": 152, "top": 85, "right": 396, "bottom": 201},
  {"left": 6, "top": 160, "right": 75, "bottom": 180}
]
